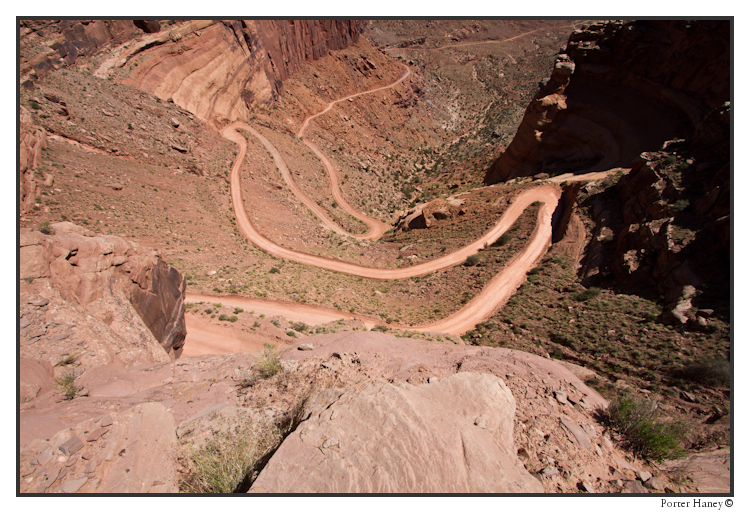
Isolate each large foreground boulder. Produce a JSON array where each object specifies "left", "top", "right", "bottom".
[{"left": 250, "top": 372, "right": 542, "bottom": 493}]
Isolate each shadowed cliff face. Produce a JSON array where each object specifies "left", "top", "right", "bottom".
[{"left": 485, "top": 19, "right": 730, "bottom": 184}]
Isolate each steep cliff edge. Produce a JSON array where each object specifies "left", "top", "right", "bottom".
[
  {"left": 20, "top": 222, "right": 187, "bottom": 372},
  {"left": 484, "top": 19, "right": 730, "bottom": 326},
  {"left": 485, "top": 20, "right": 730, "bottom": 183}
]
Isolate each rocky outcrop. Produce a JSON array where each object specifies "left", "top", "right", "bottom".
[
  {"left": 566, "top": 20, "right": 730, "bottom": 118},
  {"left": 250, "top": 373, "right": 542, "bottom": 493},
  {"left": 20, "top": 222, "right": 186, "bottom": 366},
  {"left": 485, "top": 54, "right": 575, "bottom": 183},
  {"left": 19, "top": 107, "right": 48, "bottom": 213},
  {"left": 395, "top": 197, "right": 465, "bottom": 231},
  {"left": 485, "top": 20, "right": 730, "bottom": 184},
  {"left": 580, "top": 102, "right": 730, "bottom": 324},
  {"left": 20, "top": 20, "right": 143, "bottom": 82},
  {"left": 21, "top": 328, "right": 692, "bottom": 494}
]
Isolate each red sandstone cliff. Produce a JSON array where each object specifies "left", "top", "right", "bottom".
[{"left": 20, "top": 19, "right": 362, "bottom": 124}]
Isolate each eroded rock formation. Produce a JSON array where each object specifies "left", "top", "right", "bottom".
[
  {"left": 20, "top": 20, "right": 144, "bottom": 81},
  {"left": 485, "top": 20, "right": 730, "bottom": 183},
  {"left": 484, "top": 54, "right": 575, "bottom": 183},
  {"left": 20, "top": 222, "right": 186, "bottom": 366},
  {"left": 394, "top": 196, "right": 465, "bottom": 231},
  {"left": 23, "top": 329, "right": 666, "bottom": 494}
]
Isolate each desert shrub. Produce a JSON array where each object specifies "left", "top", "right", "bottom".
[
  {"left": 291, "top": 321, "right": 309, "bottom": 333},
  {"left": 55, "top": 352, "right": 80, "bottom": 367},
  {"left": 229, "top": 315, "right": 238, "bottom": 323},
  {"left": 218, "top": 314, "right": 228, "bottom": 321},
  {"left": 572, "top": 287, "right": 601, "bottom": 302},
  {"left": 270, "top": 319, "right": 281, "bottom": 328},
  {"left": 464, "top": 254, "right": 480, "bottom": 267},
  {"left": 492, "top": 233, "right": 511, "bottom": 247},
  {"left": 269, "top": 267, "right": 280, "bottom": 274},
  {"left": 179, "top": 421, "right": 282, "bottom": 493},
  {"left": 37, "top": 222, "right": 55, "bottom": 235},
  {"left": 55, "top": 372, "right": 77, "bottom": 400},
  {"left": 255, "top": 342, "right": 281, "bottom": 378},
  {"left": 234, "top": 307, "right": 243, "bottom": 314},
  {"left": 597, "top": 394, "right": 686, "bottom": 462},
  {"left": 673, "top": 356, "right": 730, "bottom": 388},
  {"left": 371, "top": 325, "right": 389, "bottom": 332},
  {"left": 286, "top": 330, "right": 296, "bottom": 338}
]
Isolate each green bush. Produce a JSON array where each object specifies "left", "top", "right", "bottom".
[
  {"left": 597, "top": 394, "right": 686, "bottom": 462},
  {"left": 464, "top": 254, "right": 480, "bottom": 267},
  {"left": 291, "top": 321, "right": 309, "bottom": 333},
  {"left": 37, "top": 222, "right": 55, "bottom": 235},
  {"left": 229, "top": 315, "right": 238, "bottom": 323},
  {"left": 234, "top": 307, "right": 244, "bottom": 314},
  {"left": 572, "top": 287, "right": 601, "bottom": 302},
  {"left": 218, "top": 314, "right": 228, "bottom": 321},
  {"left": 673, "top": 356, "right": 730, "bottom": 388},
  {"left": 55, "top": 372, "right": 77, "bottom": 400},
  {"left": 492, "top": 233, "right": 511, "bottom": 247}
]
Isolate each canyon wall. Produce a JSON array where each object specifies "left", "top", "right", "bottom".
[
  {"left": 20, "top": 19, "right": 362, "bottom": 124},
  {"left": 122, "top": 20, "right": 360, "bottom": 123},
  {"left": 485, "top": 20, "right": 730, "bottom": 183}
]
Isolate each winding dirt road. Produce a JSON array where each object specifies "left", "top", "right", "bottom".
[{"left": 188, "top": 60, "right": 567, "bottom": 343}]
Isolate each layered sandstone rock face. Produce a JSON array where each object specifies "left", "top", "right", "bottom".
[
  {"left": 120, "top": 20, "right": 360, "bottom": 123},
  {"left": 20, "top": 222, "right": 186, "bottom": 366},
  {"left": 485, "top": 20, "right": 730, "bottom": 183},
  {"left": 21, "top": 19, "right": 361, "bottom": 124}
]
